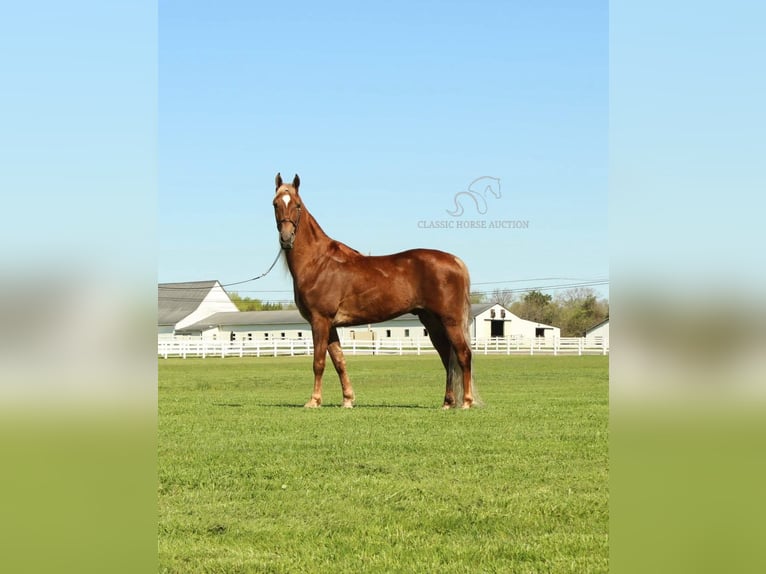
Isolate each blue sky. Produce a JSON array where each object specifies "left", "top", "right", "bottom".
[{"left": 159, "top": 1, "right": 608, "bottom": 301}]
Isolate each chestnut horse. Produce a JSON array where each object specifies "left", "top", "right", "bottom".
[{"left": 272, "top": 173, "right": 479, "bottom": 409}]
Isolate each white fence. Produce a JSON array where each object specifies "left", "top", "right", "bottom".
[{"left": 158, "top": 336, "right": 608, "bottom": 359}]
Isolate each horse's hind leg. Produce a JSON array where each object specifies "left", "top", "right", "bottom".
[
  {"left": 417, "top": 311, "right": 456, "bottom": 409},
  {"left": 328, "top": 327, "right": 355, "bottom": 408}
]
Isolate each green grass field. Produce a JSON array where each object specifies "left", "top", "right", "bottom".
[{"left": 159, "top": 354, "right": 608, "bottom": 573}]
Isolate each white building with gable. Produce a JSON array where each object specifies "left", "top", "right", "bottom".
[
  {"left": 158, "top": 280, "right": 239, "bottom": 338},
  {"left": 585, "top": 318, "right": 609, "bottom": 349}
]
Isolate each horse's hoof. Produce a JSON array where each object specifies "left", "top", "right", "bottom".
[
  {"left": 304, "top": 400, "right": 321, "bottom": 408},
  {"left": 341, "top": 402, "right": 354, "bottom": 409}
]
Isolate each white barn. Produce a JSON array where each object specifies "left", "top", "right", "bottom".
[
  {"left": 179, "top": 310, "right": 437, "bottom": 343},
  {"left": 177, "top": 310, "right": 311, "bottom": 342},
  {"left": 158, "top": 280, "right": 239, "bottom": 338},
  {"left": 177, "top": 303, "right": 560, "bottom": 343},
  {"left": 585, "top": 318, "right": 609, "bottom": 348},
  {"left": 470, "top": 303, "right": 560, "bottom": 341}
]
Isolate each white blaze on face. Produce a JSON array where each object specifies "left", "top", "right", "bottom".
[{"left": 281, "top": 194, "right": 291, "bottom": 206}]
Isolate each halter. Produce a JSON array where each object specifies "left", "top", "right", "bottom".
[{"left": 277, "top": 203, "right": 302, "bottom": 232}]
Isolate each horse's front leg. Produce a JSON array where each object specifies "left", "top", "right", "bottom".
[
  {"left": 328, "top": 327, "right": 355, "bottom": 408},
  {"left": 305, "top": 320, "right": 330, "bottom": 408}
]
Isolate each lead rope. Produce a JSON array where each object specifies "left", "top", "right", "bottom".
[
  {"left": 221, "top": 205, "right": 300, "bottom": 288},
  {"left": 218, "top": 247, "right": 283, "bottom": 288},
  {"left": 160, "top": 206, "right": 298, "bottom": 290}
]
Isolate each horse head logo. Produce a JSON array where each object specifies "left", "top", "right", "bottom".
[{"left": 446, "top": 177, "right": 502, "bottom": 217}]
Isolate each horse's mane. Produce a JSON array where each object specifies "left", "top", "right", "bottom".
[{"left": 328, "top": 240, "right": 362, "bottom": 263}]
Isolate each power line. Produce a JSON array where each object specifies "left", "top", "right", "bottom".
[
  {"left": 158, "top": 249, "right": 283, "bottom": 289},
  {"left": 167, "top": 280, "right": 609, "bottom": 303},
  {"left": 472, "top": 277, "right": 608, "bottom": 286},
  {"left": 477, "top": 280, "right": 609, "bottom": 294}
]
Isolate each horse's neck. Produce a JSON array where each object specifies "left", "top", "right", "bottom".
[
  {"left": 301, "top": 210, "right": 331, "bottom": 246},
  {"left": 286, "top": 210, "right": 333, "bottom": 273}
]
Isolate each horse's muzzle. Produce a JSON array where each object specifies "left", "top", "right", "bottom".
[{"left": 279, "top": 230, "right": 295, "bottom": 250}]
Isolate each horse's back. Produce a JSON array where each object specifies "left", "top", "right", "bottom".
[
  {"left": 381, "top": 248, "right": 471, "bottom": 316},
  {"left": 380, "top": 248, "right": 468, "bottom": 271},
  {"left": 393, "top": 248, "right": 470, "bottom": 283}
]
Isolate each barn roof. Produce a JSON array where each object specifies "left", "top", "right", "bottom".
[
  {"left": 178, "top": 310, "right": 309, "bottom": 332},
  {"left": 178, "top": 302, "right": 506, "bottom": 332},
  {"left": 471, "top": 303, "right": 495, "bottom": 316},
  {"left": 585, "top": 317, "right": 609, "bottom": 333},
  {"left": 158, "top": 280, "right": 220, "bottom": 326}
]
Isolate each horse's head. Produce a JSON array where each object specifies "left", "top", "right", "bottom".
[{"left": 273, "top": 172, "right": 302, "bottom": 250}]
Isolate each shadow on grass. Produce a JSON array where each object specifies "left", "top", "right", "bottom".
[{"left": 248, "top": 402, "right": 434, "bottom": 410}]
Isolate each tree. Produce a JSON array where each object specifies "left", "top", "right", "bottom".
[
  {"left": 490, "top": 288, "right": 515, "bottom": 308},
  {"left": 511, "top": 290, "right": 557, "bottom": 325},
  {"left": 554, "top": 288, "right": 609, "bottom": 337},
  {"left": 470, "top": 291, "right": 487, "bottom": 304},
  {"left": 229, "top": 292, "right": 285, "bottom": 312}
]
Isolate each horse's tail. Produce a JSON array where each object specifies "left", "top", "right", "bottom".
[{"left": 448, "top": 288, "right": 483, "bottom": 407}]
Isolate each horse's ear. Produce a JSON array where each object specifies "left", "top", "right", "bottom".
[
  {"left": 275, "top": 172, "right": 283, "bottom": 190},
  {"left": 292, "top": 174, "right": 300, "bottom": 191}
]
